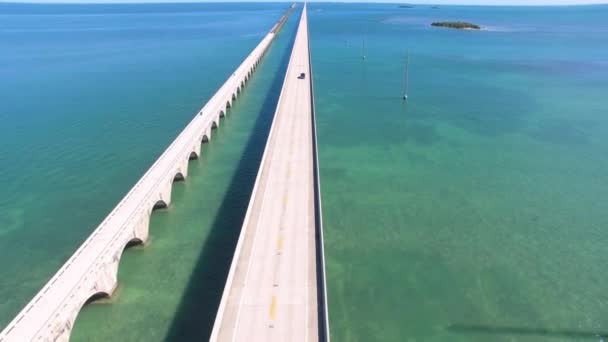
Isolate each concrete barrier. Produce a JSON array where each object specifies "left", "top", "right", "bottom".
[{"left": 307, "top": 13, "right": 331, "bottom": 342}]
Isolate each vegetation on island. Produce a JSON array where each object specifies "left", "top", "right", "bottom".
[
  {"left": 398, "top": 4, "right": 414, "bottom": 8},
  {"left": 431, "top": 21, "right": 481, "bottom": 30}
]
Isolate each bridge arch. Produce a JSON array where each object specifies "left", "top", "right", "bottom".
[
  {"left": 152, "top": 199, "right": 168, "bottom": 211},
  {"left": 83, "top": 291, "right": 110, "bottom": 307},
  {"left": 212, "top": 120, "right": 219, "bottom": 129},
  {"left": 124, "top": 237, "right": 144, "bottom": 249},
  {"left": 70, "top": 232, "right": 146, "bottom": 339},
  {"left": 219, "top": 109, "right": 226, "bottom": 118},
  {"left": 226, "top": 100, "right": 231, "bottom": 109},
  {"left": 173, "top": 172, "right": 185, "bottom": 182},
  {"left": 201, "top": 133, "right": 210, "bottom": 143},
  {"left": 189, "top": 151, "right": 199, "bottom": 160},
  {"left": 69, "top": 290, "right": 111, "bottom": 337},
  {"left": 232, "top": 93, "right": 237, "bottom": 101}
]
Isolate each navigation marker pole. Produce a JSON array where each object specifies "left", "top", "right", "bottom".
[
  {"left": 403, "top": 51, "right": 410, "bottom": 100},
  {"left": 362, "top": 34, "right": 366, "bottom": 60}
]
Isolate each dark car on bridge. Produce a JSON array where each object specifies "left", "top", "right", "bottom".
[{"left": 298, "top": 72, "right": 306, "bottom": 79}]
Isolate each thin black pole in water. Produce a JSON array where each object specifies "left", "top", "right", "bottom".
[
  {"left": 362, "top": 34, "right": 366, "bottom": 60},
  {"left": 403, "top": 51, "right": 409, "bottom": 100}
]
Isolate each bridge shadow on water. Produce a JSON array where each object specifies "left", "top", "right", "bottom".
[
  {"left": 162, "top": 23, "right": 297, "bottom": 342},
  {"left": 447, "top": 324, "right": 608, "bottom": 340}
]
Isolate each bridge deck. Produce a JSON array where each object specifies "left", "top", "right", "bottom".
[{"left": 211, "top": 5, "right": 319, "bottom": 342}]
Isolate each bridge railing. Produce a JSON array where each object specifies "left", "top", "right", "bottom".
[{"left": 305, "top": 6, "right": 331, "bottom": 342}]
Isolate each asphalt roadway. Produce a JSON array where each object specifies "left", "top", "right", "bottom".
[{"left": 210, "top": 5, "right": 318, "bottom": 342}]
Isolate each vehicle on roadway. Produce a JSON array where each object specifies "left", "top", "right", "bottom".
[{"left": 298, "top": 72, "right": 306, "bottom": 79}]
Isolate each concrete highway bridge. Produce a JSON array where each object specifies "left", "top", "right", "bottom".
[
  {"left": 0, "top": 3, "right": 328, "bottom": 342},
  {"left": 210, "top": 5, "right": 329, "bottom": 342}
]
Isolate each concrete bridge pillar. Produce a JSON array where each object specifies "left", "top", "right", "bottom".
[
  {"left": 153, "top": 181, "right": 173, "bottom": 210},
  {"left": 190, "top": 142, "right": 201, "bottom": 160},
  {"left": 96, "top": 258, "right": 119, "bottom": 296},
  {"left": 132, "top": 209, "right": 151, "bottom": 243},
  {"left": 176, "top": 159, "right": 189, "bottom": 180},
  {"left": 45, "top": 258, "right": 119, "bottom": 342}
]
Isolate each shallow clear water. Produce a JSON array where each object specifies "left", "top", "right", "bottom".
[
  {"left": 0, "top": 1, "right": 292, "bottom": 332},
  {"left": 308, "top": 3, "right": 608, "bottom": 342},
  {"left": 2, "top": 3, "right": 608, "bottom": 342},
  {"left": 71, "top": 7, "right": 299, "bottom": 340}
]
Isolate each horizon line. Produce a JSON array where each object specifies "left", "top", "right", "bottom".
[{"left": 2, "top": 0, "right": 608, "bottom": 6}]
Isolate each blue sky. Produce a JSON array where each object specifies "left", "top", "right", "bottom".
[{"left": 2, "top": 0, "right": 606, "bottom": 5}]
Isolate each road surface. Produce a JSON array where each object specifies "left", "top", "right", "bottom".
[{"left": 210, "top": 5, "right": 320, "bottom": 342}]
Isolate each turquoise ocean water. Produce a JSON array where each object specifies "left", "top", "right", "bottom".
[
  {"left": 0, "top": 2, "right": 294, "bottom": 338},
  {"left": 2, "top": 2, "right": 608, "bottom": 341},
  {"left": 309, "top": 3, "right": 608, "bottom": 342}
]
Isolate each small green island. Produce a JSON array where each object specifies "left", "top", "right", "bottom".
[
  {"left": 398, "top": 4, "right": 414, "bottom": 8},
  {"left": 431, "top": 21, "right": 481, "bottom": 30}
]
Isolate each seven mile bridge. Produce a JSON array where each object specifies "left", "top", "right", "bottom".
[
  {"left": 0, "top": 4, "right": 331, "bottom": 342},
  {"left": 210, "top": 5, "right": 329, "bottom": 342}
]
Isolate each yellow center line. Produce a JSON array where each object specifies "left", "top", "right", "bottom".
[
  {"left": 277, "top": 235, "right": 283, "bottom": 250},
  {"left": 269, "top": 295, "right": 277, "bottom": 320}
]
